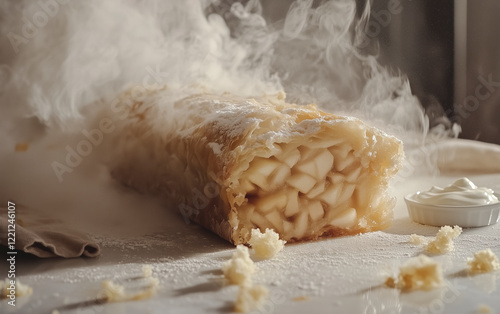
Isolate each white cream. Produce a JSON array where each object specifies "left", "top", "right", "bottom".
[{"left": 412, "top": 178, "right": 499, "bottom": 206}]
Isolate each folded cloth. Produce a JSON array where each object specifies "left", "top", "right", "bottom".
[{"left": 0, "top": 206, "right": 100, "bottom": 258}]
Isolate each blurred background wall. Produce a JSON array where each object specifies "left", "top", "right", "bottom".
[
  {"left": 3, "top": 0, "right": 499, "bottom": 143},
  {"left": 262, "top": 0, "right": 500, "bottom": 144},
  {"left": 372, "top": 0, "right": 500, "bottom": 144},
  {"left": 460, "top": 0, "right": 500, "bottom": 144}
]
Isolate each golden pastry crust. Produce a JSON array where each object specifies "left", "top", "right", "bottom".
[{"left": 109, "top": 89, "right": 404, "bottom": 244}]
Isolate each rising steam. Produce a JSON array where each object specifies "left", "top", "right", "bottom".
[
  {"left": 0, "top": 0, "right": 455, "bottom": 236},
  {"left": 0, "top": 0, "right": 452, "bottom": 139}
]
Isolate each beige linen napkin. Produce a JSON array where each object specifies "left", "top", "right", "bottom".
[{"left": 0, "top": 206, "right": 100, "bottom": 258}]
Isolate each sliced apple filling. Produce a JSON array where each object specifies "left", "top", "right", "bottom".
[{"left": 237, "top": 140, "right": 385, "bottom": 242}]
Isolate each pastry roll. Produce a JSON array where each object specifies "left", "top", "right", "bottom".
[{"left": 108, "top": 88, "right": 404, "bottom": 244}]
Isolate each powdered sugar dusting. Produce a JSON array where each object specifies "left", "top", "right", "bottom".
[
  {"left": 4, "top": 170, "right": 500, "bottom": 313},
  {"left": 207, "top": 142, "right": 223, "bottom": 155}
]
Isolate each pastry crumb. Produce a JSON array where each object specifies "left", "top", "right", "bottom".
[
  {"left": 293, "top": 296, "right": 309, "bottom": 301},
  {"left": 223, "top": 244, "right": 269, "bottom": 313},
  {"left": 101, "top": 277, "right": 159, "bottom": 302},
  {"left": 409, "top": 226, "right": 462, "bottom": 254},
  {"left": 0, "top": 279, "right": 33, "bottom": 298},
  {"left": 222, "top": 245, "right": 256, "bottom": 285},
  {"left": 409, "top": 234, "right": 428, "bottom": 245},
  {"left": 142, "top": 265, "right": 153, "bottom": 278},
  {"left": 468, "top": 249, "right": 500, "bottom": 274},
  {"left": 248, "top": 228, "right": 286, "bottom": 259},
  {"left": 101, "top": 280, "right": 126, "bottom": 302},
  {"left": 15, "top": 142, "right": 29, "bottom": 152},
  {"left": 477, "top": 304, "right": 493, "bottom": 313},
  {"left": 385, "top": 255, "right": 443, "bottom": 291},
  {"left": 426, "top": 225, "right": 462, "bottom": 254},
  {"left": 476, "top": 304, "right": 494, "bottom": 314},
  {"left": 235, "top": 284, "right": 268, "bottom": 313},
  {"left": 384, "top": 276, "right": 396, "bottom": 288}
]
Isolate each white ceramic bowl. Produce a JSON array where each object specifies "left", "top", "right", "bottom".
[{"left": 404, "top": 192, "right": 500, "bottom": 227}]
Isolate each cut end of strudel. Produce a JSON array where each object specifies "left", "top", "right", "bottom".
[{"left": 109, "top": 89, "right": 404, "bottom": 245}]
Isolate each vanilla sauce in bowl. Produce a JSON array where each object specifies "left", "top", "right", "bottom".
[
  {"left": 410, "top": 177, "right": 499, "bottom": 207},
  {"left": 405, "top": 178, "right": 500, "bottom": 227}
]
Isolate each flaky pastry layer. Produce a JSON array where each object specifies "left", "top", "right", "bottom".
[{"left": 108, "top": 89, "right": 404, "bottom": 244}]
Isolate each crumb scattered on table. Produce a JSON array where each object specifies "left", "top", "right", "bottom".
[
  {"left": 235, "top": 284, "right": 268, "bottom": 313},
  {"left": 248, "top": 228, "right": 286, "bottom": 259},
  {"left": 0, "top": 279, "right": 33, "bottom": 298},
  {"left": 426, "top": 225, "right": 462, "bottom": 254},
  {"left": 101, "top": 270, "right": 159, "bottom": 302},
  {"left": 409, "top": 234, "right": 428, "bottom": 245},
  {"left": 468, "top": 249, "right": 500, "bottom": 274},
  {"left": 385, "top": 255, "right": 443, "bottom": 291},
  {"left": 222, "top": 245, "right": 256, "bottom": 285},
  {"left": 15, "top": 142, "right": 29, "bottom": 152},
  {"left": 142, "top": 265, "right": 153, "bottom": 278},
  {"left": 477, "top": 304, "right": 493, "bottom": 313}
]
